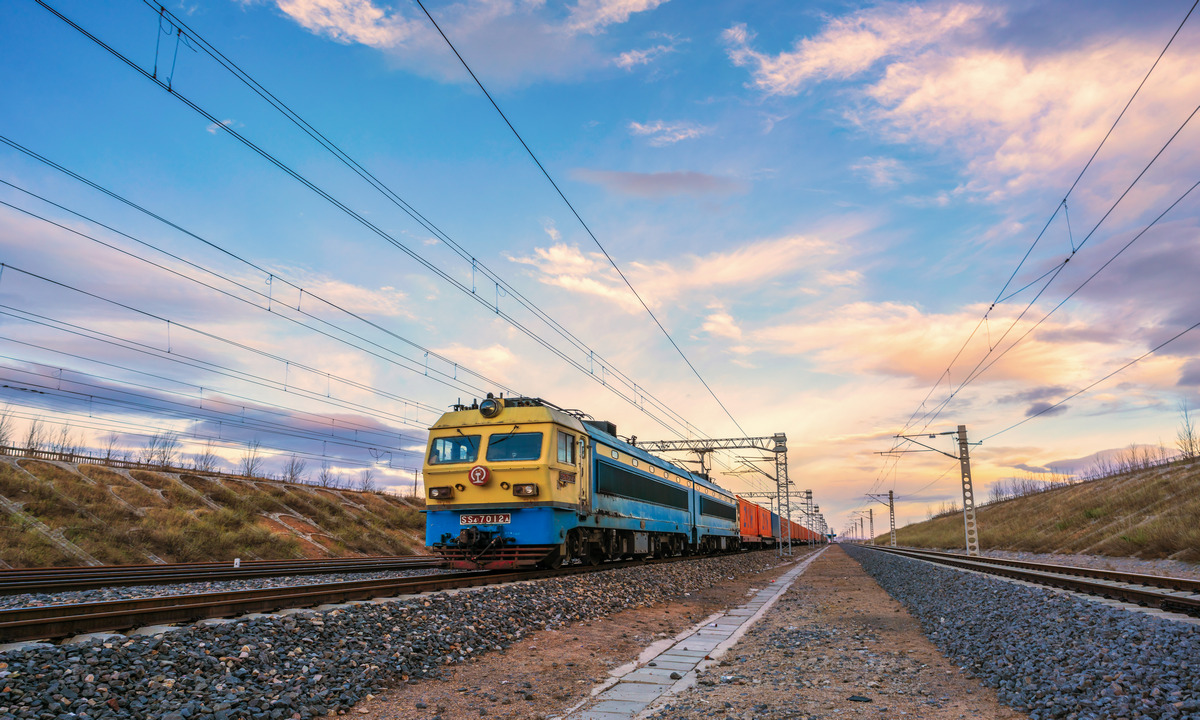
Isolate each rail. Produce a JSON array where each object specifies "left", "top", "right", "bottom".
[
  {"left": 861, "top": 545, "right": 1200, "bottom": 616},
  {"left": 0, "top": 556, "right": 442, "bottom": 595}
]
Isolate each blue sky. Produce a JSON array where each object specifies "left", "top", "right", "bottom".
[{"left": 3, "top": 0, "right": 1200, "bottom": 532}]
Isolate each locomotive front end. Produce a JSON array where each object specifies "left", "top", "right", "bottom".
[{"left": 423, "top": 397, "right": 588, "bottom": 569}]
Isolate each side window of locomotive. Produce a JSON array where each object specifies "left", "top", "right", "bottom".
[
  {"left": 428, "top": 436, "right": 480, "bottom": 464},
  {"left": 557, "top": 430, "right": 577, "bottom": 464},
  {"left": 485, "top": 432, "right": 544, "bottom": 462}
]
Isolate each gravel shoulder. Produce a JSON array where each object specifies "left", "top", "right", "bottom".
[
  {"left": 847, "top": 544, "right": 1200, "bottom": 720},
  {"left": 645, "top": 545, "right": 1027, "bottom": 720},
  {"left": 352, "top": 551, "right": 810, "bottom": 720}
]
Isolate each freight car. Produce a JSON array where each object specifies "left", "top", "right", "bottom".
[{"left": 422, "top": 396, "right": 757, "bottom": 569}]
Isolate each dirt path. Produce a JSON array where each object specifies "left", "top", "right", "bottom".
[
  {"left": 350, "top": 547, "right": 1027, "bottom": 719},
  {"left": 646, "top": 545, "right": 1028, "bottom": 719}
]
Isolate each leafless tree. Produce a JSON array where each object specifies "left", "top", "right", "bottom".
[
  {"left": 357, "top": 467, "right": 377, "bottom": 493},
  {"left": 239, "top": 438, "right": 265, "bottom": 477},
  {"left": 0, "top": 405, "right": 14, "bottom": 448},
  {"left": 317, "top": 460, "right": 336, "bottom": 488},
  {"left": 192, "top": 440, "right": 222, "bottom": 473},
  {"left": 1178, "top": 401, "right": 1199, "bottom": 460},
  {"left": 24, "top": 418, "right": 47, "bottom": 452},
  {"left": 102, "top": 433, "right": 122, "bottom": 462},
  {"left": 50, "top": 424, "right": 79, "bottom": 455},
  {"left": 282, "top": 454, "right": 308, "bottom": 484}
]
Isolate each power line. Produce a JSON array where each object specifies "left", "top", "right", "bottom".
[
  {"left": 871, "top": 3, "right": 1200, "bottom": 502},
  {"left": 0, "top": 171, "right": 512, "bottom": 400},
  {"left": 982, "top": 315, "right": 1200, "bottom": 442},
  {"left": 411, "top": 0, "right": 750, "bottom": 439},
  {"left": 112, "top": 3, "right": 718, "bottom": 447}
]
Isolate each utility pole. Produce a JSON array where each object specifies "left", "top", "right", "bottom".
[
  {"left": 868, "top": 508, "right": 874, "bottom": 545},
  {"left": 880, "top": 426, "right": 981, "bottom": 557},
  {"left": 957, "top": 425, "right": 979, "bottom": 557},
  {"left": 866, "top": 490, "right": 897, "bottom": 547}
]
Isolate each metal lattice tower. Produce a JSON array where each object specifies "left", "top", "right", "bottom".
[
  {"left": 640, "top": 433, "right": 792, "bottom": 556},
  {"left": 957, "top": 425, "right": 980, "bottom": 557}
]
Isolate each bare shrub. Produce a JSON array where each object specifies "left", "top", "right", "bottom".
[
  {"left": 357, "top": 468, "right": 377, "bottom": 493},
  {"left": 282, "top": 455, "right": 308, "bottom": 484},
  {"left": 24, "top": 418, "right": 46, "bottom": 452},
  {"left": 191, "top": 440, "right": 222, "bottom": 473},
  {"left": 0, "top": 405, "right": 13, "bottom": 448},
  {"left": 317, "top": 461, "right": 336, "bottom": 488},
  {"left": 1178, "top": 401, "right": 1199, "bottom": 459},
  {"left": 239, "top": 439, "right": 264, "bottom": 478},
  {"left": 102, "top": 433, "right": 123, "bottom": 462}
]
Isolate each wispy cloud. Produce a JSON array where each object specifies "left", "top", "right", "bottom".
[
  {"left": 566, "top": 0, "right": 670, "bottom": 35},
  {"left": 571, "top": 168, "right": 745, "bottom": 198},
  {"left": 205, "top": 119, "right": 235, "bottom": 134},
  {"left": 614, "top": 34, "right": 682, "bottom": 70},
  {"left": 722, "top": 2, "right": 999, "bottom": 96},
  {"left": 272, "top": 0, "right": 417, "bottom": 48},
  {"left": 259, "top": 0, "right": 671, "bottom": 85},
  {"left": 508, "top": 233, "right": 838, "bottom": 312},
  {"left": 628, "top": 120, "right": 712, "bottom": 146},
  {"left": 851, "top": 156, "right": 915, "bottom": 187}
]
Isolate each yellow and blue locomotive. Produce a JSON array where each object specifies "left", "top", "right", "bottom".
[{"left": 422, "top": 395, "right": 741, "bottom": 569}]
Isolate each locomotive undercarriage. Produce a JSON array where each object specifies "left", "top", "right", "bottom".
[{"left": 434, "top": 524, "right": 740, "bottom": 570}]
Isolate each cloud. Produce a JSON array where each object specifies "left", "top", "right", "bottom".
[
  {"left": 566, "top": 0, "right": 670, "bottom": 35},
  {"left": 272, "top": 0, "right": 417, "bottom": 48},
  {"left": 700, "top": 310, "right": 743, "bottom": 341},
  {"left": 722, "top": 3, "right": 999, "bottom": 96},
  {"left": 571, "top": 168, "right": 745, "bottom": 197},
  {"left": 851, "top": 156, "right": 915, "bottom": 187},
  {"left": 1023, "top": 400, "right": 1069, "bottom": 418},
  {"left": 615, "top": 43, "right": 673, "bottom": 70},
  {"left": 613, "top": 33, "right": 682, "bottom": 70},
  {"left": 628, "top": 120, "right": 712, "bottom": 146},
  {"left": 259, "top": 0, "right": 670, "bottom": 86},
  {"left": 508, "top": 233, "right": 838, "bottom": 311},
  {"left": 205, "top": 119, "right": 235, "bottom": 134}
]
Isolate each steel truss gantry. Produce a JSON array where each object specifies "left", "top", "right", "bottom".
[{"left": 638, "top": 434, "right": 793, "bottom": 555}]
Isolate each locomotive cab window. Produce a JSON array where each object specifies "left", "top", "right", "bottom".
[
  {"left": 486, "top": 432, "right": 544, "bottom": 462},
  {"left": 428, "top": 435, "right": 480, "bottom": 464},
  {"left": 556, "top": 430, "right": 576, "bottom": 464}
]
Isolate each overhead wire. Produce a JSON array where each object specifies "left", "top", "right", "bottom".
[
  {"left": 127, "top": 2, "right": 717, "bottom": 448},
  {"left": 410, "top": 0, "right": 750, "bottom": 440},
  {"left": 873, "top": 1, "right": 1200, "bottom": 498},
  {"left": 29, "top": 0, "right": 718, "bottom": 456}
]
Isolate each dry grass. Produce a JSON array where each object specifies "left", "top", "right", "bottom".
[
  {"left": 0, "top": 458, "right": 425, "bottom": 567},
  {"left": 891, "top": 458, "right": 1200, "bottom": 560}
]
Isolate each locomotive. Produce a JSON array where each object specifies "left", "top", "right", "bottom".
[{"left": 422, "top": 395, "right": 819, "bottom": 569}]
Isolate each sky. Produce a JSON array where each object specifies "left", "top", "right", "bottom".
[{"left": 2, "top": 0, "right": 1200, "bottom": 536}]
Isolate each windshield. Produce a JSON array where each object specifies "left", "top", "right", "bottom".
[
  {"left": 428, "top": 435, "right": 480, "bottom": 464},
  {"left": 485, "top": 432, "right": 544, "bottom": 462}
]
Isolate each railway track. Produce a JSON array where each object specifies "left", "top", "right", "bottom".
[
  {"left": 0, "top": 555, "right": 441, "bottom": 595},
  {"left": 0, "top": 552, "right": 774, "bottom": 644},
  {"left": 862, "top": 545, "right": 1200, "bottom": 616}
]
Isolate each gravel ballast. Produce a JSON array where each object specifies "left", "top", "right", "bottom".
[
  {"left": 0, "top": 553, "right": 782, "bottom": 719},
  {"left": 845, "top": 544, "right": 1200, "bottom": 720},
  {"left": 0, "top": 569, "right": 448, "bottom": 611}
]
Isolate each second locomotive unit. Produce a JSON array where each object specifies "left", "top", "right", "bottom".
[{"left": 422, "top": 395, "right": 743, "bottom": 569}]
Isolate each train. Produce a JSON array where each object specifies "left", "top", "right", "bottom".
[{"left": 421, "top": 395, "right": 823, "bottom": 569}]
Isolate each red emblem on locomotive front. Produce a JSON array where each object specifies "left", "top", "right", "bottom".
[{"left": 468, "top": 465, "right": 490, "bottom": 486}]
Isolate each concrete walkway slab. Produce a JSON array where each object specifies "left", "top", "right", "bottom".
[{"left": 555, "top": 547, "right": 828, "bottom": 720}]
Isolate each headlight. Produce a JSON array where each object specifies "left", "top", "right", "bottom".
[
  {"left": 512, "top": 483, "right": 539, "bottom": 497},
  {"left": 479, "top": 398, "right": 503, "bottom": 418},
  {"left": 428, "top": 486, "right": 454, "bottom": 499}
]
